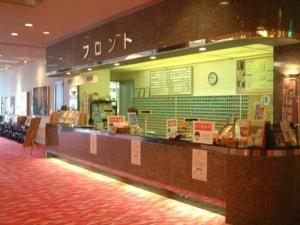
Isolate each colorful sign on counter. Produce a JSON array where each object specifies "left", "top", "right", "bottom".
[
  {"left": 192, "top": 121, "right": 215, "bottom": 144},
  {"left": 166, "top": 119, "right": 177, "bottom": 139},
  {"left": 107, "top": 116, "right": 125, "bottom": 125}
]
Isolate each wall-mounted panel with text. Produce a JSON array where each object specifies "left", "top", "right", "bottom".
[{"left": 150, "top": 66, "right": 192, "bottom": 96}]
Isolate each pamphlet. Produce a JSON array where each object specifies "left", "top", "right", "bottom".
[
  {"left": 192, "top": 121, "right": 215, "bottom": 144},
  {"left": 248, "top": 120, "right": 266, "bottom": 147},
  {"left": 192, "top": 149, "right": 207, "bottom": 181}
]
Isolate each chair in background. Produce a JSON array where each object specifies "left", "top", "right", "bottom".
[{"left": 23, "top": 117, "right": 41, "bottom": 155}]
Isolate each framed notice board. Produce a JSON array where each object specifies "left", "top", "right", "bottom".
[{"left": 150, "top": 66, "right": 192, "bottom": 96}]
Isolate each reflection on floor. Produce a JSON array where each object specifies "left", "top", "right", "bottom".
[{"left": 0, "top": 137, "right": 227, "bottom": 225}]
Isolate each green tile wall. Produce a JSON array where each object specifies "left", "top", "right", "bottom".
[{"left": 133, "top": 95, "right": 248, "bottom": 138}]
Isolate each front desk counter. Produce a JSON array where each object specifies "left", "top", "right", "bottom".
[{"left": 45, "top": 124, "right": 300, "bottom": 225}]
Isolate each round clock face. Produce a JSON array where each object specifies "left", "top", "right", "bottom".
[{"left": 208, "top": 72, "right": 218, "bottom": 85}]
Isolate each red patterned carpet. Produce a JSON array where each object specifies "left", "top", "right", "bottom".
[{"left": 0, "top": 137, "right": 227, "bottom": 225}]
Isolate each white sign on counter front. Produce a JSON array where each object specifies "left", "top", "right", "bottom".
[
  {"left": 192, "top": 149, "right": 207, "bottom": 181},
  {"left": 131, "top": 140, "right": 141, "bottom": 166},
  {"left": 90, "top": 133, "right": 97, "bottom": 155}
]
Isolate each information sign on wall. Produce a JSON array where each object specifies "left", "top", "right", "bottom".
[
  {"left": 150, "top": 66, "right": 192, "bottom": 96},
  {"left": 236, "top": 57, "right": 273, "bottom": 93},
  {"left": 192, "top": 149, "right": 207, "bottom": 181}
]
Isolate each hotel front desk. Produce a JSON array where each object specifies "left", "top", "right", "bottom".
[{"left": 46, "top": 124, "right": 300, "bottom": 225}]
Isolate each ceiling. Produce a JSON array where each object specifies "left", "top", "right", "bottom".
[
  {"left": 112, "top": 44, "right": 273, "bottom": 72},
  {"left": 0, "top": 0, "right": 158, "bottom": 70}
]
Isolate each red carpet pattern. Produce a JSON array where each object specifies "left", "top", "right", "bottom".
[{"left": 0, "top": 137, "right": 227, "bottom": 225}]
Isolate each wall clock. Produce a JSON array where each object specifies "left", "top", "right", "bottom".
[{"left": 208, "top": 72, "right": 218, "bottom": 85}]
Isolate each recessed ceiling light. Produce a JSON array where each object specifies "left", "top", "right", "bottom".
[
  {"left": 199, "top": 47, "right": 207, "bottom": 51},
  {"left": 11, "top": 32, "right": 19, "bottom": 36},
  {"left": 58, "top": 57, "right": 63, "bottom": 61},
  {"left": 66, "top": 72, "right": 71, "bottom": 75},
  {"left": 43, "top": 31, "right": 50, "bottom": 35},
  {"left": 87, "top": 68, "right": 92, "bottom": 71},
  {"left": 25, "top": 23, "right": 33, "bottom": 27},
  {"left": 114, "top": 62, "right": 120, "bottom": 67},
  {"left": 150, "top": 56, "right": 157, "bottom": 60},
  {"left": 219, "top": 1, "right": 229, "bottom": 5},
  {"left": 24, "top": 60, "right": 28, "bottom": 64}
]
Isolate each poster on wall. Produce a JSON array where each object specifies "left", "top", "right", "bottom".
[
  {"left": 15, "top": 92, "right": 29, "bottom": 116},
  {"left": 236, "top": 57, "right": 273, "bottom": 93},
  {"left": 33, "top": 86, "right": 49, "bottom": 116},
  {"left": 166, "top": 119, "right": 177, "bottom": 139},
  {"left": 248, "top": 95, "right": 273, "bottom": 121},
  {"left": 192, "top": 121, "right": 215, "bottom": 144},
  {"left": 192, "top": 149, "right": 207, "bottom": 182},
  {"left": 69, "top": 85, "right": 78, "bottom": 111},
  {"left": 282, "top": 78, "right": 297, "bottom": 123}
]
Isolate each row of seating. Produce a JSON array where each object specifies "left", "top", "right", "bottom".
[{"left": 0, "top": 122, "right": 28, "bottom": 143}]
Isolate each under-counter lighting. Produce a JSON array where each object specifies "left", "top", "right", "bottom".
[
  {"left": 11, "top": 32, "right": 19, "bottom": 36},
  {"left": 114, "top": 62, "right": 120, "bottom": 66},
  {"left": 43, "top": 31, "right": 50, "bottom": 35},
  {"left": 150, "top": 56, "right": 157, "bottom": 60},
  {"left": 198, "top": 47, "right": 207, "bottom": 51},
  {"left": 219, "top": 1, "right": 229, "bottom": 5},
  {"left": 25, "top": 23, "right": 33, "bottom": 27},
  {"left": 87, "top": 68, "right": 93, "bottom": 71}
]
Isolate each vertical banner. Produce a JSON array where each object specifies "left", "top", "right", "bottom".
[
  {"left": 192, "top": 149, "right": 207, "bottom": 181},
  {"left": 131, "top": 140, "right": 141, "bottom": 166},
  {"left": 192, "top": 121, "right": 215, "bottom": 144},
  {"left": 90, "top": 133, "right": 97, "bottom": 155},
  {"left": 282, "top": 78, "right": 297, "bottom": 123}
]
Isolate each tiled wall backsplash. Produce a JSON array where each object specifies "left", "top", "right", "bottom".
[{"left": 133, "top": 95, "right": 249, "bottom": 137}]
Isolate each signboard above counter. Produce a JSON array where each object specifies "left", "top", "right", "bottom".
[
  {"left": 150, "top": 66, "right": 192, "bottom": 96},
  {"left": 236, "top": 56, "right": 273, "bottom": 93}
]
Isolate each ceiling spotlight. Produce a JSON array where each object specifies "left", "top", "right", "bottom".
[
  {"left": 11, "top": 32, "right": 19, "bottom": 36},
  {"left": 66, "top": 72, "right": 71, "bottom": 75},
  {"left": 150, "top": 56, "right": 157, "bottom": 60},
  {"left": 43, "top": 31, "right": 50, "bottom": 35},
  {"left": 114, "top": 62, "right": 120, "bottom": 67},
  {"left": 219, "top": 1, "right": 229, "bottom": 5},
  {"left": 87, "top": 68, "right": 92, "bottom": 71},
  {"left": 25, "top": 23, "right": 33, "bottom": 27},
  {"left": 199, "top": 47, "right": 207, "bottom": 51}
]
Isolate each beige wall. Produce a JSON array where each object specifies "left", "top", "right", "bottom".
[
  {"left": 111, "top": 58, "right": 237, "bottom": 96},
  {"left": 78, "top": 69, "right": 110, "bottom": 112},
  {"left": 0, "top": 59, "right": 55, "bottom": 144}
]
